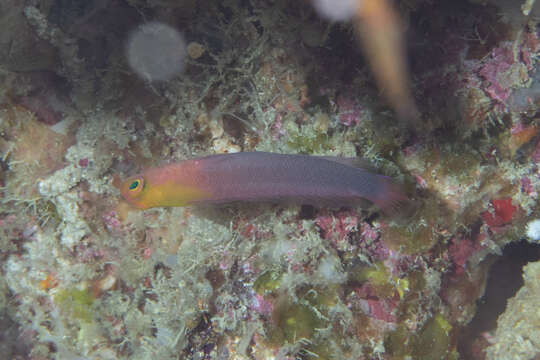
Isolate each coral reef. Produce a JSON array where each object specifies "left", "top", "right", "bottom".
[
  {"left": 485, "top": 261, "right": 540, "bottom": 360},
  {"left": 0, "top": 0, "right": 539, "bottom": 359}
]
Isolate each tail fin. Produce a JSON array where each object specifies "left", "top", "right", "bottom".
[{"left": 371, "top": 177, "right": 416, "bottom": 218}]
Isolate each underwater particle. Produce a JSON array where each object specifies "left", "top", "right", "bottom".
[
  {"left": 187, "top": 42, "right": 205, "bottom": 59},
  {"left": 526, "top": 219, "right": 540, "bottom": 242},
  {"left": 126, "top": 22, "right": 187, "bottom": 82},
  {"left": 312, "top": 0, "right": 358, "bottom": 21}
]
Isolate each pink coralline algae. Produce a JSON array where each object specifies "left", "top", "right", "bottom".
[
  {"left": 386, "top": 251, "right": 421, "bottom": 278},
  {"left": 250, "top": 292, "right": 274, "bottom": 318},
  {"left": 413, "top": 174, "right": 428, "bottom": 189},
  {"left": 76, "top": 244, "right": 106, "bottom": 263},
  {"left": 448, "top": 236, "right": 483, "bottom": 276},
  {"left": 510, "top": 121, "right": 527, "bottom": 135},
  {"left": 360, "top": 222, "right": 380, "bottom": 242},
  {"left": 232, "top": 216, "right": 271, "bottom": 242},
  {"left": 474, "top": 32, "right": 539, "bottom": 112},
  {"left": 359, "top": 224, "right": 390, "bottom": 262},
  {"left": 481, "top": 198, "right": 517, "bottom": 228},
  {"left": 18, "top": 91, "right": 66, "bottom": 126},
  {"left": 521, "top": 177, "right": 537, "bottom": 198},
  {"left": 270, "top": 111, "right": 286, "bottom": 140},
  {"left": 102, "top": 211, "right": 122, "bottom": 233},
  {"left": 355, "top": 283, "right": 399, "bottom": 323},
  {"left": 520, "top": 31, "right": 540, "bottom": 71},
  {"left": 477, "top": 43, "right": 516, "bottom": 107},
  {"left": 336, "top": 94, "right": 366, "bottom": 126},
  {"left": 315, "top": 210, "right": 359, "bottom": 243},
  {"left": 455, "top": 33, "right": 538, "bottom": 125},
  {"left": 78, "top": 158, "right": 89, "bottom": 168},
  {"left": 531, "top": 141, "right": 540, "bottom": 164},
  {"left": 142, "top": 247, "right": 153, "bottom": 259}
]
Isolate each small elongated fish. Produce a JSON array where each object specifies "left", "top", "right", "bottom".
[
  {"left": 118, "top": 152, "right": 408, "bottom": 214},
  {"left": 312, "top": 0, "right": 419, "bottom": 125},
  {"left": 354, "top": 0, "right": 419, "bottom": 124}
]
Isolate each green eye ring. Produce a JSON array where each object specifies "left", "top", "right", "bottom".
[
  {"left": 128, "top": 178, "right": 144, "bottom": 194},
  {"left": 129, "top": 180, "right": 140, "bottom": 190}
]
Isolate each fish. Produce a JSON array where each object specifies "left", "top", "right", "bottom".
[
  {"left": 118, "top": 152, "right": 409, "bottom": 214},
  {"left": 353, "top": 0, "right": 419, "bottom": 125}
]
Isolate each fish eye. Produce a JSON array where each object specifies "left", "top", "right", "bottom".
[{"left": 128, "top": 178, "right": 144, "bottom": 194}]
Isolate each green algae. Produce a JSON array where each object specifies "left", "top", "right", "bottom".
[
  {"left": 54, "top": 288, "right": 95, "bottom": 323},
  {"left": 254, "top": 270, "right": 283, "bottom": 295},
  {"left": 437, "top": 147, "right": 480, "bottom": 183},
  {"left": 302, "top": 286, "right": 338, "bottom": 308},
  {"left": 382, "top": 199, "right": 446, "bottom": 254},
  {"left": 262, "top": 285, "right": 340, "bottom": 357},
  {"left": 350, "top": 262, "right": 396, "bottom": 298},
  {"left": 254, "top": 271, "right": 329, "bottom": 348},
  {"left": 287, "top": 131, "right": 331, "bottom": 154},
  {"left": 37, "top": 199, "right": 61, "bottom": 226},
  {"left": 350, "top": 262, "right": 415, "bottom": 300},
  {"left": 403, "top": 271, "right": 426, "bottom": 298},
  {"left": 384, "top": 324, "right": 411, "bottom": 357},
  {"left": 413, "top": 315, "right": 457, "bottom": 360},
  {"left": 385, "top": 314, "right": 457, "bottom": 360},
  {"left": 267, "top": 300, "right": 323, "bottom": 345},
  {"left": 384, "top": 224, "right": 434, "bottom": 254}
]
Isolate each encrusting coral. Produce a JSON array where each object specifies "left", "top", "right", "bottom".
[{"left": 0, "top": 0, "right": 539, "bottom": 359}]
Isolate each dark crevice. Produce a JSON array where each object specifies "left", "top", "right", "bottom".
[{"left": 458, "top": 240, "right": 540, "bottom": 359}]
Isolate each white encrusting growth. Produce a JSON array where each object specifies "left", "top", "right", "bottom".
[{"left": 526, "top": 219, "right": 540, "bottom": 242}]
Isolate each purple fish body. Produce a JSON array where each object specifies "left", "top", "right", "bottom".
[{"left": 191, "top": 152, "right": 407, "bottom": 213}]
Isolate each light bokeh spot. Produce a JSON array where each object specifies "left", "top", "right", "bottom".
[
  {"left": 312, "top": 0, "right": 359, "bottom": 22},
  {"left": 126, "top": 22, "right": 187, "bottom": 82}
]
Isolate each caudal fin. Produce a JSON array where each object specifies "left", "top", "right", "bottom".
[{"left": 371, "top": 177, "right": 416, "bottom": 217}]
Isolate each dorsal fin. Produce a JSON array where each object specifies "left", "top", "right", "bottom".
[{"left": 317, "top": 156, "right": 377, "bottom": 171}]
